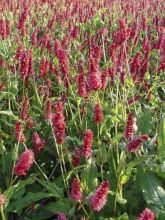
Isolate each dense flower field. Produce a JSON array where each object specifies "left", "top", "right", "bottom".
[{"left": 0, "top": 0, "right": 165, "bottom": 219}]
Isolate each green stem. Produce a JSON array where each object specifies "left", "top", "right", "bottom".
[
  {"left": 34, "top": 161, "right": 48, "bottom": 180},
  {"left": 0, "top": 205, "right": 6, "bottom": 220},
  {"left": 50, "top": 122, "right": 68, "bottom": 192}
]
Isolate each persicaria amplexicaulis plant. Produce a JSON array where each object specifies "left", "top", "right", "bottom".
[{"left": 0, "top": 0, "right": 164, "bottom": 219}]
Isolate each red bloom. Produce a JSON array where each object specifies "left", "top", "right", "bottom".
[
  {"left": 101, "top": 68, "right": 108, "bottom": 89},
  {"left": 39, "top": 58, "right": 50, "bottom": 78},
  {"left": 15, "top": 45, "right": 24, "bottom": 60},
  {"left": 128, "top": 95, "right": 141, "bottom": 105},
  {"left": 17, "top": 8, "right": 28, "bottom": 36},
  {"left": 0, "top": 19, "right": 9, "bottom": 39},
  {"left": 138, "top": 208, "right": 155, "bottom": 220},
  {"left": 32, "top": 132, "right": 45, "bottom": 152},
  {"left": 26, "top": 117, "right": 34, "bottom": 129},
  {"left": 124, "top": 112, "right": 135, "bottom": 140},
  {"left": 78, "top": 73, "right": 87, "bottom": 97},
  {"left": 108, "top": 67, "right": 115, "bottom": 83},
  {"left": 0, "top": 83, "right": 5, "bottom": 91},
  {"left": 52, "top": 101, "right": 66, "bottom": 144},
  {"left": 119, "top": 18, "right": 126, "bottom": 29},
  {"left": 88, "top": 59, "right": 102, "bottom": 91},
  {"left": 71, "top": 178, "right": 83, "bottom": 202},
  {"left": 31, "top": 30, "right": 38, "bottom": 47},
  {"left": 90, "top": 45, "right": 102, "bottom": 62},
  {"left": 0, "top": 194, "right": 5, "bottom": 205},
  {"left": 45, "top": 99, "right": 52, "bottom": 121},
  {"left": 127, "top": 135, "right": 149, "bottom": 152},
  {"left": 45, "top": 79, "right": 51, "bottom": 98},
  {"left": 94, "top": 103, "right": 103, "bottom": 124},
  {"left": 56, "top": 212, "right": 67, "bottom": 220},
  {"left": 20, "top": 51, "right": 29, "bottom": 78},
  {"left": 127, "top": 138, "right": 142, "bottom": 152},
  {"left": 15, "top": 121, "right": 26, "bottom": 143},
  {"left": 130, "top": 52, "right": 141, "bottom": 80},
  {"left": 82, "top": 129, "right": 93, "bottom": 158},
  {"left": 57, "top": 49, "right": 70, "bottom": 88},
  {"left": 72, "top": 147, "right": 81, "bottom": 167},
  {"left": 90, "top": 180, "right": 110, "bottom": 212},
  {"left": 71, "top": 26, "right": 79, "bottom": 39},
  {"left": 77, "top": 61, "right": 87, "bottom": 97},
  {"left": 14, "top": 149, "right": 34, "bottom": 176},
  {"left": 120, "top": 70, "right": 126, "bottom": 85},
  {"left": 54, "top": 39, "right": 61, "bottom": 56},
  {"left": 21, "top": 96, "right": 29, "bottom": 120},
  {"left": 138, "top": 134, "right": 149, "bottom": 142}
]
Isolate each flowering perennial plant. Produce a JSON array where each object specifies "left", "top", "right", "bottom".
[{"left": 0, "top": 0, "right": 164, "bottom": 219}]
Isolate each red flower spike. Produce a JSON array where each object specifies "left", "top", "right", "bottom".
[
  {"left": 57, "top": 49, "right": 70, "bottom": 88},
  {"left": 77, "top": 61, "right": 87, "bottom": 97},
  {"left": 26, "top": 117, "right": 34, "bottom": 129},
  {"left": 90, "top": 180, "right": 110, "bottom": 212},
  {"left": 88, "top": 58, "right": 102, "bottom": 91},
  {"left": 138, "top": 208, "right": 155, "bottom": 220},
  {"left": 32, "top": 132, "right": 45, "bottom": 153},
  {"left": 94, "top": 103, "right": 103, "bottom": 124},
  {"left": 15, "top": 121, "right": 26, "bottom": 143},
  {"left": 45, "top": 99, "right": 52, "bottom": 121},
  {"left": 14, "top": 149, "right": 34, "bottom": 176},
  {"left": 127, "top": 138, "right": 142, "bottom": 152},
  {"left": 82, "top": 129, "right": 93, "bottom": 158},
  {"left": 52, "top": 101, "right": 66, "bottom": 144},
  {"left": 21, "top": 96, "right": 29, "bottom": 120},
  {"left": 127, "top": 134, "right": 148, "bottom": 152},
  {"left": 124, "top": 112, "right": 135, "bottom": 140},
  {"left": 101, "top": 68, "right": 108, "bottom": 89},
  {"left": 72, "top": 147, "right": 81, "bottom": 167},
  {"left": 56, "top": 212, "right": 67, "bottom": 220},
  {"left": 71, "top": 178, "right": 83, "bottom": 202},
  {"left": 128, "top": 96, "right": 141, "bottom": 105}
]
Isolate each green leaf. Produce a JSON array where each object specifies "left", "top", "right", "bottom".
[
  {"left": 116, "top": 196, "right": 127, "bottom": 205},
  {"left": 101, "top": 212, "right": 129, "bottom": 220},
  {"left": 0, "top": 140, "right": 6, "bottom": 154},
  {"left": 45, "top": 200, "right": 70, "bottom": 214},
  {"left": 158, "top": 113, "right": 165, "bottom": 161},
  {"left": 12, "top": 175, "right": 36, "bottom": 199},
  {"left": 96, "top": 145, "right": 108, "bottom": 165},
  {"left": 7, "top": 192, "right": 53, "bottom": 212},
  {"left": 111, "top": 133, "right": 124, "bottom": 144},
  {"left": 137, "top": 168, "right": 165, "bottom": 214},
  {"left": 158, "top": 211, "right": 165, "bottom": 220},
  {"left": 4, "top": 175, "right": 36, "bottom": 208},
  {"left": 4, "top": 185, "right": 17, "bottom": 208},
  {"left": 138, "top": 107, "right": 153, "bottom": 134},
  {"left": 121, "top": 157, "right": 147, "bottom": 184},
  {"left": 35, "top": 178, "right": 63, "bottom": 198},
  {"left": 81, "top": 158, "right": 98, "bottom": 192},
  {"left": 0, "top": 110, "right": 17, "bottom": 118}
]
